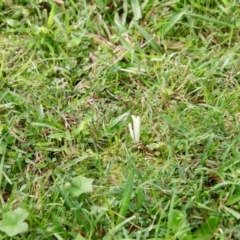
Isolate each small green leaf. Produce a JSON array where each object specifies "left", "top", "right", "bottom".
[
  {"left": 0, "top": 208, "right": 28, "bottom": 237},
  {"left": 193, "top": 216, "right": 221, "bottom": 240},
  {"left": 48, "top": 133, "right": 66, "bottom": 140},
  {"left": 168, "top": 208, "right": 192, "bottom": 240},
  {"left": 74, "top": 234, "right": 86, "bottom": 240},
  {"left": 48, "top": 132, "right": 71, "bottom": 141},
  {"left": 70, "top": 176, "right": 94, "bottom": 197},
  {"left": 170, "top": 209, "right": 185, "bottom": 231},
  {"left": 0, "top": 141, "right": 7, "bottom": 155},
  {"left": 5, "top": 19, "right": 19, "bottom": 28}
]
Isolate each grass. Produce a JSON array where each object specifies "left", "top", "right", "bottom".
[{"left": 0, "top": 0, "right": 240, "bottom": 239}]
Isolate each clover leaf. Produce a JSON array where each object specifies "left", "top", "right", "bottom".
[
  {"left": 69, "top": 176, "right": 94, "bottom": 197},
  {"left": 0, "top": 207, "right": 28, "bottom": 237}
]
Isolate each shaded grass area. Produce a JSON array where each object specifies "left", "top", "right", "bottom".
[{"left": 1, "top": 0, "right": 240, "bottom": 239}]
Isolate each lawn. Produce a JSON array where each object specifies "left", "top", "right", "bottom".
[{"left": 0, "top": 0, "right": 240, "bottom": 239}]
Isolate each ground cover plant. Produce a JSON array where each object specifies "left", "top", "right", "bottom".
[{"left": 0, "top": 0, "right": 240, "bottom": 239}]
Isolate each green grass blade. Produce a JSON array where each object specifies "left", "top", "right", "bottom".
[
  {"left": 160, "top": 9, "right": 187, "bottom": 38},
  {"left": 131, "top": 0, "right": 142, "bottom": 20},
  {"left": 166, "top": 189, "right": 175, "bottom": 239},
  {"left": 117, "top": 169, "right": 134, "bottom": 225},
  {"left": 31, "top": 122, "right": 64, "bottom": 131},
  {"left": 47, "top": 3, "right": 56, "bottom": 28},
  {"left": 135, "top": 23, "right": 162, "bottom": 54},
  {"left": 0, "top": 147, "right": 6, "bottom": 204},
  {"left": 1, "top": 0, "right": 240, "bottom": 238},
  {"left": 188, "top": 12, "right": 233, "bottom": 27},
  {"left": 223, "top": 206, "right": 240, "bottom": 220}
]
